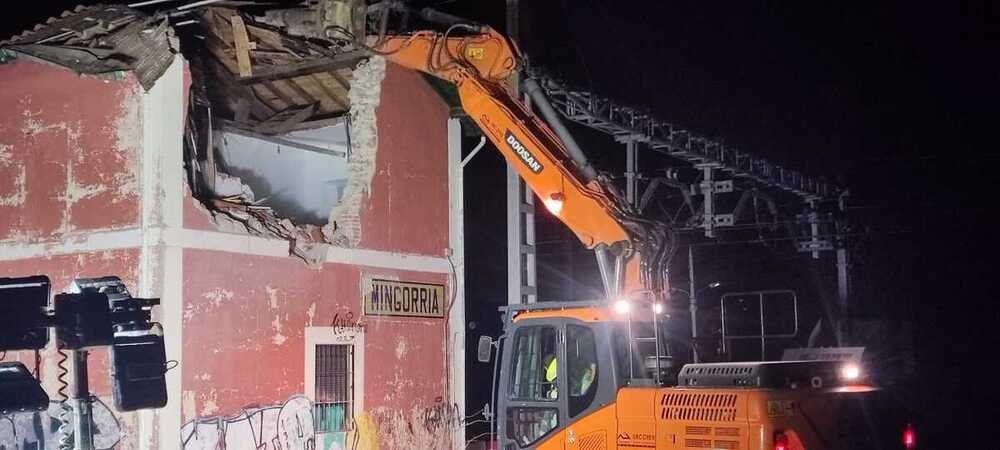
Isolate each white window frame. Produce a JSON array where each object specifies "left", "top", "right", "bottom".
[{"left": 305, "top": 326, "right": 365, "bottom": 432}]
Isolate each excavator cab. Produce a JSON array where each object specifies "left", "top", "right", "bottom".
[
  {"left": 494, "top": 301, "right": 675, "bottom": 449},
  {"left": 489, "top": 301, "right": 878, "bottom": 450}
]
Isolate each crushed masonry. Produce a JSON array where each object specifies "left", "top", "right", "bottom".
[
  {"left": 191, "top": 56, "right": 384, "bottom": 265},
  {"left": 323, "top": 56, "right": 386, "bottom": 247}
]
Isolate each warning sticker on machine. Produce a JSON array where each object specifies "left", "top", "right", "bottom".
[
  {"left": 617, "top": 432, "right": 655, "bottom": 448},
  {"left": 766, "top": 400, "right": 798, "bottom": 417}
]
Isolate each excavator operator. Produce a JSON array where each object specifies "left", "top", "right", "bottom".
[
  {"left": 543, "top": 353, "right": 558, "bottom": 399},
  {"left": 542, "top": 352, "right": 597, "bottom": 400}
]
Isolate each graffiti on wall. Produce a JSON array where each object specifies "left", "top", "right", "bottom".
[
  {"left": 180, "top": 394, "right": 469, "bottom": 450},
  {"left": 329, "top": 312, "right": 367, "bottom": 336},
  {"left": 359, "top": 403, "right": 459, "bottom": 450},
  {"left": 0, "top": 400, "right": 122, "bottom": 450},
  {"left": 421, "top": 397, "right": 461, "bottom": 434},
  {"left": 181, "top": 395, "right": 327, "bottom": 450}
]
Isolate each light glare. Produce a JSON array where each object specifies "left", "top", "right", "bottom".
[
  {"left": 614, "top": 299, "right": 631, "bottom": 314},
  {"left": 543, "top": 199, "right": 563, "bottom": 215},
  {"left": 840, "top": 364, "right": 861, "bottom": 381},
  {"left": 903, "top": 423, "right": 916, "bottom": 449},
  {"left": 653, "top": 303, "right": 664, "bottom": 314},
  {"left": 543, "top": 193, "right": 565, "bottom": 216}
]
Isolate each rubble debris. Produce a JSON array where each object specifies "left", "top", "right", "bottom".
[
  {"left": 209, "top": 194, "right": 331, "bottom": 265},
  {"left": 257, "top": 0, "right": 367, "bottom": 42},
  {"left": 324, "top": 55, "right": 385, "bottom": 246},
  {"left": 190, "top": 51, "right": 380, "bottom": 262},
  {"left": 209, "top": 171, "right": 254, "bottom": 200},
  {"left": 177, "top": 7, "right": 381, "bottom": 265},
  {"left": 0, "top": 5, "right": 178, "bottom": 90}
]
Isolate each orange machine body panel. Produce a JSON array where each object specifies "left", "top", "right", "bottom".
[
  {"left": 375, "top": 29, "right": 518, "bottom": 85},
  {"left": 565, "top": 404, "right": 618, "bottom": 450},
  {"left": 616, "top": 388, "right": 658, "bottom": 449},
  {"left": 656, "top": 388, "right": 754, "bottom": 450},
  {"left": 528, "top": 385, "right": 842, "bottom": 449},
  {"left": 512, "top": 306, "right": 669, "bottom": 325},
  {"left": 513, "top": 307, "right": 622, "bottom": 324}
]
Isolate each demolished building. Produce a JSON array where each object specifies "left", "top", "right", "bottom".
[{"left": 1, "top": 4, "right": 467, "bottom": 449}]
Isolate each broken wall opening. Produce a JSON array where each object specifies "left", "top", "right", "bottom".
[
  {"left": 215, "top": 125, "right": 350, "bottom": 225},
  {"left": 180, "top": 7, "right": 384, "bottom": 255}
]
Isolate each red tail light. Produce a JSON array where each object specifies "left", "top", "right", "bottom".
[
  {"left": 903, "top": 423, "right": 916, "bottom": 449},
  {"left": 774, "top": 431, "right": 789, "bottom": 450}
]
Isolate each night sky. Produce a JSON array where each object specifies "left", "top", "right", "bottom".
[
  {"left": 453, "top": 1, "right": 999, "bottom": 446},
  {"left": 4, "top": 0, "right": 998, "bottom": 447}
]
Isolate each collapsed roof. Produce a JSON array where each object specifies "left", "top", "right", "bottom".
[
  {"left": 0, "top": 4, "right": 176, "bottom": 90},
  {"left": 1, "top": 2, "right": 368, "bottom": 125},
  {"left": 1, "top": 3, "right": 388, "bottom": 265},
  {"left": 194, "top": 6, "right": 367, "bottom": 131}
]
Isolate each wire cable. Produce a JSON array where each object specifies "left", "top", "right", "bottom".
[
  {"left": 56, "top": 350, "right": 74, "bottom": 450},
  {"left": 56, "top": 350, "right": 71, "bottom": 401}
]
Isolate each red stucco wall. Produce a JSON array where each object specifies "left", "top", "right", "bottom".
[
  {"left": 180, "top": 250, "right": 448, "bottom": 415},
  {"left": 178, "top": 61, "right": 455, "bottom": 449},
  {"left": 0, "top": 59, "right": 141, "bottom": 242},
  {"left": 0, "top": 58, "right": 147, "bottom": 449},
  {"left": 358, "top": 63, "right": 451, "bottom": 256},
  {"left": 1, "top": 55, "right": 454, "bottom": 450}
]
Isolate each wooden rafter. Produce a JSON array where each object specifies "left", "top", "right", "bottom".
[
  {"left": 236, "top": 50, "right": 367, "bottom": 85},
  {"left": 198, "top": 7, "right": 361, "bottom": 129}
]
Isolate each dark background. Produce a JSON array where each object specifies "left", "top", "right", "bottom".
[
  {"left": 5, "top": 1, "right": 998, "bottom": 447},
  {"left": 450, "top": 1, "right": 1000, "bottom": 447}
]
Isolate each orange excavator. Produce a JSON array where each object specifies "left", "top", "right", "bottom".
[{"left": 326, "top": 3, "right": 874, "bottom": 449}]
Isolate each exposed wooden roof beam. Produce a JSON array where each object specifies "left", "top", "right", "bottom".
[{"left": 237, "top": 49, "right": 368, "bottom": 84}]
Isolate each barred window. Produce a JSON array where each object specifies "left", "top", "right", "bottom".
[{"left": 314, "top": 344, "right": 353, "bottom": 433}]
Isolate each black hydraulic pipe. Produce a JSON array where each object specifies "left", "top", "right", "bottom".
[
  {"left": 418, "top": 7, "right": 472, "bottom": 27},
  {"left": 523, "top": 78, "right": 598, "bottom": 182}
]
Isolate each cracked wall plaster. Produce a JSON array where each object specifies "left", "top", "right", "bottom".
[{"left": 324, "top": 56, "right": 386, "bottom": 247}]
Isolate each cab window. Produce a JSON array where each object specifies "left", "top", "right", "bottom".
[
  {"left": 613, "top": 321, "right": 676, "bottom": 385},
  {"left": 509, "top": 326, "right": 559, "bottom": 401},
  {"left": 507, "top": 326, "right": 559, "bottom": 447},
  {"left": 506, "top": 407, "right": 558, "bottom": 448},
  {"left": 567, "top": 324, "right": 599, "bottom": 417}
]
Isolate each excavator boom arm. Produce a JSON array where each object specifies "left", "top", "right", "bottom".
[
  {"left": 378, "top": 30, "right": 632, "bottom": 250},
  {"left": 374, "top": 25, "right": 675, "bottom": 296}
]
